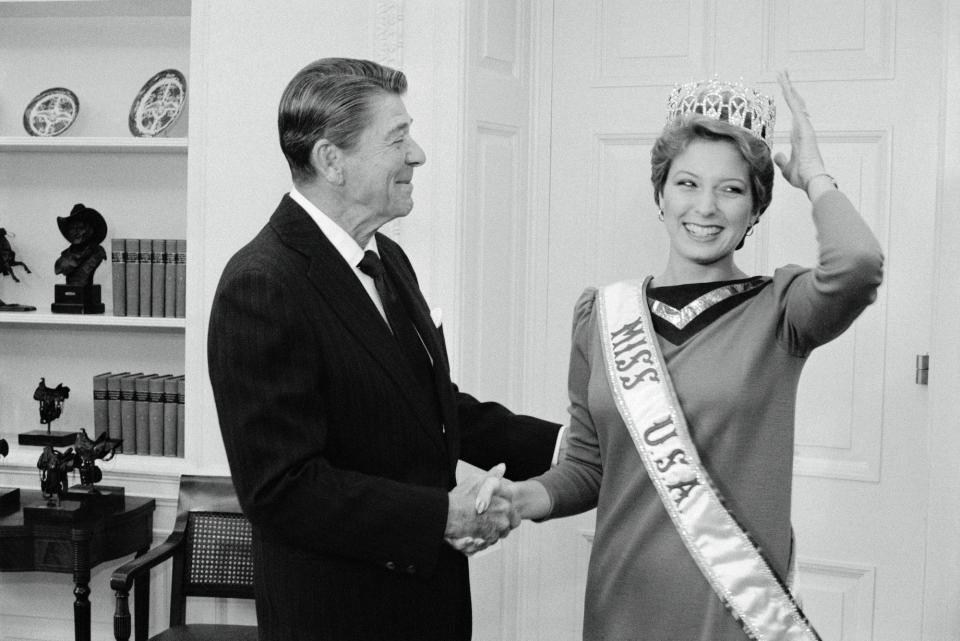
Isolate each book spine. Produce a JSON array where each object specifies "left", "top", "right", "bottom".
[
  {"left": 111, "top": 239, "right": 126, "bottom": 316},
  {"left": 163, "top": 238, "right": 177, "bottom": 318},
  {"left": 176, "top": 375, "right": 185, "bottom": 457},
  {"left": 92, "top": 372, "right": 111, "bottom": 438},
  {"left": 151, "top": 239, "right": 165, "bottom": 318},
  {"left": 163, "top": 376, "right": 179, "bottom": 456},
  {"left": 148, "top": 375, "right": 168, "bottom": 456},
  {"left": 134, "top": 374, "right": 154, "bottom": 455},
  {"left": 119, "top": 373, "right": 140, "bottom": 454},
  {"left": 106, "top": 372, "right": 128, "bottom": 442},
  {"left": 175, "top": 239, "right": 186, "bottom": 318},
  {"left": 138, "top": 239, "right": 152, "bottom": 317},
  {"left": 164, "top": 239, "right": 177, "bottom": 318},
  {"left": 124, "top": 239, "right": 140, "bottom": 317}
]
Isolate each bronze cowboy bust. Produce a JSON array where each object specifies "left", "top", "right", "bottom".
[{"left": 52, "top": 203, "right": 107, "bottom": 314}]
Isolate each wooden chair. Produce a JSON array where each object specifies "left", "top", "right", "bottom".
[{"left": 110, "top": 475, "right": 258, "bottom": 641}]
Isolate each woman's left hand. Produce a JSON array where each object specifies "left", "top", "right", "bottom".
[{"left": 773, "top": 71, "right": 828, "bottom": 194}]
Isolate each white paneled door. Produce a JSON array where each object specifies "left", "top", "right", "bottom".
[{"left": 520, "top": 1, "right": 942, "bottom": 640}]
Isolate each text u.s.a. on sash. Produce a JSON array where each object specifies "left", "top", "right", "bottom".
[{"left": 610, "top": 314, "right": 701, "bottom": 510}]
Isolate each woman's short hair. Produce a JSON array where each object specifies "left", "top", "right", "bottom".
[
  {"left": 650, "top": 114, "right": 774, "bottom": 219},
  {"left": 279, "top": 58, "right": 407, "bottom": 182}
]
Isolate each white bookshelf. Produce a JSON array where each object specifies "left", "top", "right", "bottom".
[
  {"left": 0, "top": 311, "right": 186, "bottom": 328},
  {"left": 0, "top": 136, "right": 188, "bottom": 153},
  {"left": 0, "top": 0, "right": 193, "bottom": 482}
]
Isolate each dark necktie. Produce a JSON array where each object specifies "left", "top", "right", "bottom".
[{"left": 357, "top": 250, "right": 434, "bottom": 387}]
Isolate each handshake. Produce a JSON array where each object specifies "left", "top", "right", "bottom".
[{"left": 444, "top": 463, "right": 519, "bottom": 556}]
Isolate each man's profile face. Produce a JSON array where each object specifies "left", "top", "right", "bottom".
[{"left": 339, "top": 92, "right": 427, "bottom": 227}]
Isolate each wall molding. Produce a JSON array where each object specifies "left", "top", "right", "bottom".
[{"left": 374, "top": 0, "right": 403, "bottom": 69}]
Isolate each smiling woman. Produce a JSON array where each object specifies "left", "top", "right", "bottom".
[
  {"left": 474, "top": 72, "right": 885, "bottom": 641},
  {"left": 651, "top": 108, "right": 776, "bottom": 283},
  {"left": 658, "top": 137, "right": 756, "bottom": 278}
]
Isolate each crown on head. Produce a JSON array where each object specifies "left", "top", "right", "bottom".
[{"left": 667, "top": 77, "right": 776, "bottom": 148}]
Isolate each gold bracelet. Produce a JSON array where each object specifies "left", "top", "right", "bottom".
[{"left": 804, "top": 172, "right": 838, "bottom": 191}]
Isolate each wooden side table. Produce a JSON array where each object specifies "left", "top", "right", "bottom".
[{"left": 0, "top": 490, "right": 155, "bottom": 641}]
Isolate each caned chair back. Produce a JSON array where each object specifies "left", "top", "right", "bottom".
[
  {"left": 168, "top": 475, "right": 255, "bottom": 623},
  {"left": 111, "top": 474, "right": 258, "bottom": 640}
]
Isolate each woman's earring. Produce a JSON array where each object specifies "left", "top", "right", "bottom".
[
  {"left": 745, "top": 225, "right": 755, "bottom": 237},
  {"left": 658, "top": 209, "right": 664, "bottom": 222}
]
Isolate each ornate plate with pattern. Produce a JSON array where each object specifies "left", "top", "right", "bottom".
[
  {"left": 128, "top": 69, "right": 187, "bottom": 137},
  {"left": 22, "top": 87, "right": 79, "bottom": 137}
]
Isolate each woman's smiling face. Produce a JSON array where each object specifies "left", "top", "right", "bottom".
[{"left": 659, "top": 138, "right": 757, "bottom": 271}]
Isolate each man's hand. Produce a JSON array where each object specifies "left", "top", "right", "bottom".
[{"left": 445, "top": 463, "right": 519, "bottom": 555}]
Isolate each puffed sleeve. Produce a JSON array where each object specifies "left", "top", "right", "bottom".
[{"left": 532, "top": 287, "right": 605, "bottom": 518}]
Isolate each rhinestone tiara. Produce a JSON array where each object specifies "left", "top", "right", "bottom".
[{"left": 666, "top": 78, "right": 776, "bottom": 148}]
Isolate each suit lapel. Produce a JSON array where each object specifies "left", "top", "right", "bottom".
[
  {"left": 269, "top": 196, "right": 446, "bottom": 454},
  {"left": 378, "top": 239, "right": 458, "bottom": 439}
]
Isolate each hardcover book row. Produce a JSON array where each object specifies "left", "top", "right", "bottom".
[
  {"left": 93, "top": 371, "right": 184, "bottom": 457},
  {"left": 110, "top": 238, "right": 186, "bottom": 318}
]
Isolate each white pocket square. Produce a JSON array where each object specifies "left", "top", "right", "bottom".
[{"left": 430, "top": 307, "right": 443, "bottom": 328}]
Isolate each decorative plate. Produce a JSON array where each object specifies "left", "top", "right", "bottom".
[
  {"left": 22, "top": 87, "right": 79, "bottom": 137},
  {"left": 128, "top": 69, "right": 187, "bottom": 137}
]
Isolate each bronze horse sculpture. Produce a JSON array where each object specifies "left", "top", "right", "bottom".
[{"left": 0, "top": 228, "right": 31, "bottom": 283}]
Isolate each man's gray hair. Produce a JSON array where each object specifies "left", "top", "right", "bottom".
[{"left": 278, "top": 58, "right": 407, "bottom": 182}]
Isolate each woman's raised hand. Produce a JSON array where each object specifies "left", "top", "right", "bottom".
[{"left": 773, "top": 71, "right": 829, "bottom": 195}]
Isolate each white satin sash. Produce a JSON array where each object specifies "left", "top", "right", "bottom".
[{"left": 597, "top": 278, "right": 820, "bottom": 641}]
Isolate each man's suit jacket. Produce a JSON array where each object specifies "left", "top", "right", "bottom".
[{"left": 208, "top": 195, "right": 559, "bottom": 640}]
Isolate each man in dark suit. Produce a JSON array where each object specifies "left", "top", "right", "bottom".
[{"left": 207, "top": 58, "right": 562, "bottom": 641}]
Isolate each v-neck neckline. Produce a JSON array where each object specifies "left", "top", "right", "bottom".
[{"left": 647, "top": 276, "right": 769, "bottom": 344}]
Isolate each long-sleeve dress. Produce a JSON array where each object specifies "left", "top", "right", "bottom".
[{"left": 534, "top": 190, "right": 884, "bottom": 641}]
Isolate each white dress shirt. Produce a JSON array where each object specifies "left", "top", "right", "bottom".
[{"left": 289, "top": 187, "right": 388, "bottom": 323}]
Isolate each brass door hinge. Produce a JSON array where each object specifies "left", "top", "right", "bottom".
[{"left": 916, "top": 353, "right": 929, "bottom": 385}]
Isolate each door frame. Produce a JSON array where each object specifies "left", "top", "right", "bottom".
[{"left": 921, "top": 1, "right": 960, "bottom": 638}]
